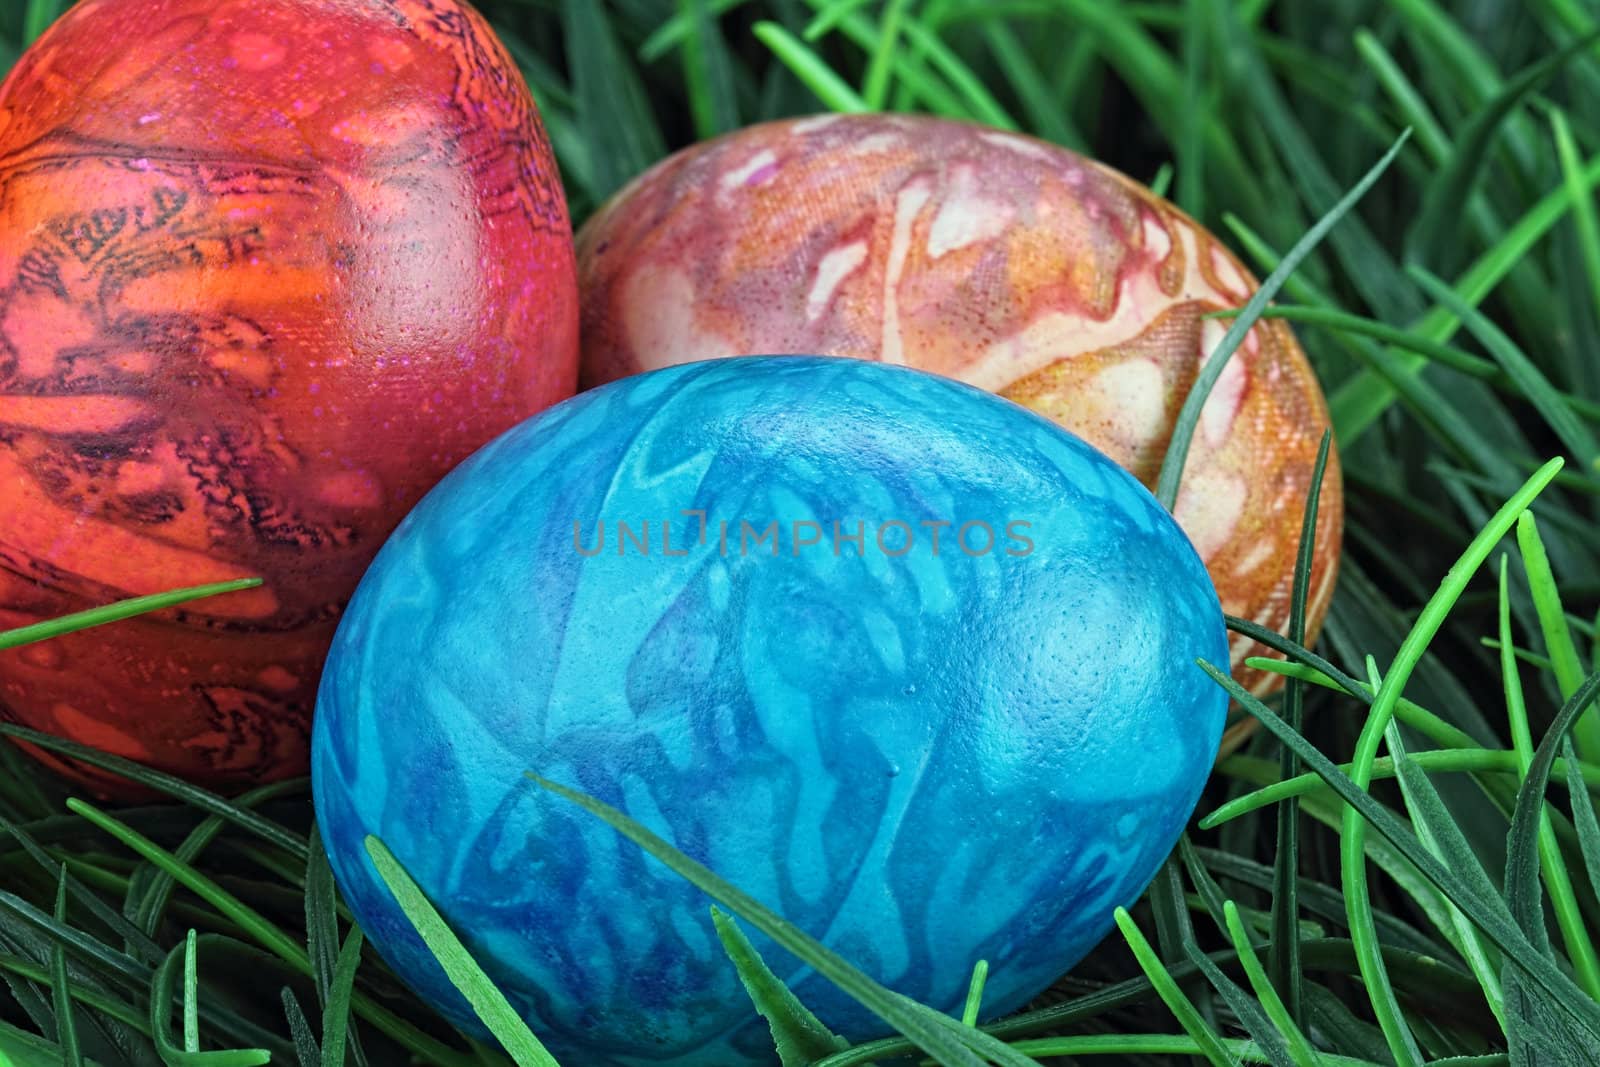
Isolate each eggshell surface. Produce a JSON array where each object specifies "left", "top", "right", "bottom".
[
  {"left": 312, "top": 355, "right": 1229, "bottom": 1066},
  {"left": 576, "top": 114, "right": 1340, "bottom": 696},
  {"left": 0, "top": 0, "right": 579, "bottom": 789}
]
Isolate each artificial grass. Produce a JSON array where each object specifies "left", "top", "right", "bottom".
[{"left": 5, "top": 0, "right": 1600, "bottom": 1065}]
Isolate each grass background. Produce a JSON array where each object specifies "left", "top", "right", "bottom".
[{"left": 4, "top": 0, "right": 1600, "bottom": 1065}]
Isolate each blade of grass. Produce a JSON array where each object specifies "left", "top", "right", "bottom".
[
  {"left": 1113, "top": 909, "right": 1238, "bottom": 1067},
  {"left": 318, "top": 927, "right": 363, "bottom": 1067},
  {"left": 1268, "top": 430, "right": 1332, "bottom": 1025},
  {"left": 280, "top": 989, "right": 320, "bottom": 1067},
  {"left": 525, "top": 776, "right": 1042, "bottom": 1067},
  {"left": 1155, "top": 130, "right": 1410, "bottom": 507},
  {"left": 860, "top": 0, "right": 911, "bottom": 108},
  {"left": 1199, "top": 658, "right": 1600, "bottom": 1042},
  {"left": 679, "top": 0, "right": 740, "bottom": 137},
  {"left": 960, "top": 960, "right": 989, "bottom": 1028},
  {"left": 752, "top": 21, "right": 868, "bottom": 110},
  {"left": 1496, "top": 547, "right": 1599, "bottom": 991},
  {"left": 0, "top": 580, "right": 262, "bottom": 651},
  {"left": 1222, "top": 902, "right": 1320, "bottom": 1066},
  {"left": 1552, "top": 108, "right": 1600, "bottom": 333},
  {"left": 50, "top": 870, "right": 82, "bottom": 1067},
  {"left": 710, "top": 907, "right": 847, "bottom": 1066},
  {"left": 1518, "top": 512, "right": 1597, "bottom": 750},
  {"left": 363, "top": 837, "right": 560, "bottom": 1067}
]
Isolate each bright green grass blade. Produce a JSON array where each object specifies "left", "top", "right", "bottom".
[
  {"left": 752, "top": 22, "right": 868, "bottom": 110},
  {"left": 860, "top": 0, "right": 910, "bottom": 109},
  {"left": 710, "top": 907, "right": 847, "bottom": 1066},
  {"left": 1329, "top": 148, "right": 1600, "bottom": 444},
  {"left": 1149, "top": 161, "right": 1174, "bottom": 198},
  {"left": 680, "top": 0, "right": 740, "bottom": 138},
  {"left": 318, "top": 927, "right": 363, "bottom": 1067},
  {"left": 1409, "top": 266, "right": 1600, "bottom": 472},
  {"left": 1178, "top": 940, "right": 1295, "bottom": 1067},
  {"left": 560, "top": 0, "right": 666, "bottom": 201},
  {"left": 802, "top": 0, "right": 874, "bottom": 40},
  {"left": 640, "top": 0, "right": 753, "bottom": 60},
  {"left": 1491, "top": 556, "right": 1600, "bottom": 998},
  {"left": 526, "top": 775, "right": 1040, "bottom": 1067},
  {"left": 805, "top": 2, "right": 1018, "bottom": 128},
  {"left": 149, "top": 936, "right": 269, "bottom": 1067},
  {"left": 1329, "top": 452, "right": 1562, "bottom": 1067},
  {"left": 183, "top": 931, "right": 200, "bottom": 1053},
  {"left": 1406, "top": 28, "right": 1600, "bottom": 270},
  {"left": 1222, "top": 902, "right": 1320, "bottom": 1067},
  {"left": 280, "top": 988, "right": 320, "bottom": 1067},
  {"left": 1112, "top": 909, "right": 1237, "bottom": 1067},
  {"left": 1155, "top": 131, "right": 1409, "bottom": 508},
  {"left": 1518, "top": 512, "right": 1596, "bottom": 750},
  {"left": 1552, "top": 108, "right": 1600, "bottom": 335},
  {"left": 22, "top": 0, "right": 63, "bottom": 44},
  {"left": 0, "top": 579, "right": 262, "bottom": 651},
  {"left": 50, "top": 870, "right": 81, "bottom": 1067},
  {"left": 1269, "top": 430, "right": 1331, "bottom": 1026},
  {"left": 1208, "top": 747, "right": 1600, "bottom": 826},
  {"left": 960, "top": 960, "right": 988, "bottom": 1028},
  {"left": 61, "top": 800, "right": 477, "bottom": 1067},
  {"left": 363, "top": 837, "right": 560, "bottom": 1067},
  {"left": 1198, "top": 658, "right": 1600, "bottom": 1044}
]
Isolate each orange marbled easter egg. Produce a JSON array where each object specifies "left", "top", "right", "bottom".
[
  {"left": 0, "top": 0, "right": 578, "bottom": 791},
  {"left": 577, "top": 113, "right": 1340, "bottom": 700}
]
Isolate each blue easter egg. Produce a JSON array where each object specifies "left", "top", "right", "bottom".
[{"left": 311, "top": 355, "right": 1228, "bottom": 1066}]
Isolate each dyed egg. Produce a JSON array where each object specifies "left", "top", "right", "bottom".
[
  {"left": 313, "top": 356, "right": 1229, "bottom": 1066},
  {"left": 577, "top": 114, "right": 1340, "bottom": 698},
  {"left": 0, "top": 0, "right": 578, "bottom": 790}
]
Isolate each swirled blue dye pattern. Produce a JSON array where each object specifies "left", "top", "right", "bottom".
[{"left": 311, "top": 356, "right": 1229, "bottom": 1066}]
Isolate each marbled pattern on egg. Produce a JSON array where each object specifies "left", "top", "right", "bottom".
[
  {"left": 313, "top": 356, "right": 1229, "bottom": 1066},
  {"left": 576, "top": 114, "right": 1341, "bottom": 698},
  {"left": 0, "top": 0, "right": 578, "bottom": 790}
]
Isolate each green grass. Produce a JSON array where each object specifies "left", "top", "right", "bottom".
[{"left": 6, "top": 0, "right": 1600, "bottom": 1064}]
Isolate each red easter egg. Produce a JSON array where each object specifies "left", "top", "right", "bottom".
[
  {"left": 576, "top": 114, "right": 1340, "bottom": 703},
  {"left": 0, "top": 0, "right": 578, "bottom": 791}
]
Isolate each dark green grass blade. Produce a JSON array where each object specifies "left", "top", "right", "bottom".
[
  {"left": 526, "top": 775, "right": 1042, "bottom": 1067},
  {"left": 560, "top": 0, "right": 667, "bottom": 202},
  {"left": 0, "top": 580, "right": 262, "bottom": 651},
  {"left": 1269, "top": 429, "right": 1332, "bottom": 1025},
  {"left": 51, "top": 870, "right": 82, "bottom": 1067},
  {"left": 363, "top": 836, "right": 561, "bottom": 1067},
  {"left": 0, "top": 726, "right": 307, "bottom": 858},
  {"left": 1409, "top": 266, "right": 1600, "bottom": 473},
  {"left": 1197, "top": 662, "right": 1600, "bottom": 1043},
  {"left": 1504, "top": 668, "right": 1600, "bottom": 943},
  {"left": 318, "top": 927, "right": 363, "bottom": 1067},
  {"left": 1154, "top": 130, "right": 1409, "bottom": 508},
  {"left": 1563, "top": 736, "right": 1600, "bottom": 905},
  {"left": 1147, "top": 853, "right": 1215, "bottom": 1033},
  {"left": 280, "top": 988, "right": 320, "bottom": 1067},
  {"left": 710, "top": 907, "right": 847, "bottom": 1066},
  {"left": 1406, "top": 28, "right": 1600, "bottom": 271}
]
